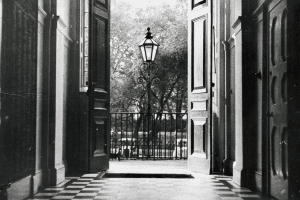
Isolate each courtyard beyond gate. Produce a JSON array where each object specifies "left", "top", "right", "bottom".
[{"left": 110, "top": 113, "right": 188, "bottom": 160}]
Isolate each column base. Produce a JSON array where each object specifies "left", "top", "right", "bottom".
[
  {"left": 233, "top": 164, "right": 247, "bottom": 187},
  {"left": 49, "top": 162, "right": 66, "bottom": 186},
  {"left": 33, "top": 169, "right": 50, "bottom": 194},
  {"left": 188, "top": 153, "right": 211, "bottom": 174}
]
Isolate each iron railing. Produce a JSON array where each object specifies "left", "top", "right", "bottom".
[{"left": 110, "top": 112, "right": 188, "bottom": 160}]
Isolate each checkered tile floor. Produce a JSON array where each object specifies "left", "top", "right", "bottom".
[{"left": 26, "top": 173, "right": 271, "bottom": 200}]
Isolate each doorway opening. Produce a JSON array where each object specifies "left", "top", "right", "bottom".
[{"left": 108, "top": 0, "right": 188, "bottom": 173}]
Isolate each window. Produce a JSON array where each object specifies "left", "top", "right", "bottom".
[{"left": 79, "top": 0, "right": 89, "bottom": 92}]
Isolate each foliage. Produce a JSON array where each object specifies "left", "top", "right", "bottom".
[{"left": 110, "top": 0, "right": 188, "bottom": 114}]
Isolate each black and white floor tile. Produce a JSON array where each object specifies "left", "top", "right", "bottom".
[{"left": 26, "top": 174, "right": 272, "bottom": 200}]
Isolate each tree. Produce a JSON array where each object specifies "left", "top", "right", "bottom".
[{"left": 110, "top": 0, "right": 188, "bottom": 115}]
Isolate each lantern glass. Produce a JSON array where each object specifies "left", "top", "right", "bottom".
[
  {"left": 145, "top": 46, "right": 153, "bottom": 61},
  {"left": 152, "top": 45, "right": 158, "bottom": 61},
  {"left": 140, "top": 46, "right": 146, "bottom": 61}
]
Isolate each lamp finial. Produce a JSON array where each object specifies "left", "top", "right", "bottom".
[{"left": 146, "top": 27, "right": 153, "bottom": 39}]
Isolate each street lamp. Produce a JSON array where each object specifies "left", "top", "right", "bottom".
[
  {"left": 138, "top": 27, "right": 160, "bottom": 159},
  {"left": 138, "top": 27, "right": 160, "bottom": 114},
  {"left": 138, "top": 27, "right": 159, "bottom": 62}
]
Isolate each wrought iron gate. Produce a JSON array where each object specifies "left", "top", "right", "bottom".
[{"left": 110, "top": 113, "right": 188, "bottom": 160}]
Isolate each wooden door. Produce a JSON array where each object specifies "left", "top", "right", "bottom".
[
  {"left": 268, "top": 1, "right": 288, "bottom": 199},
  {"left": 88, "top": 0, "right": 110, "bottom": 172},
  {"left": 0, "top": 0, "right": 37, "bottom": 188},
  {"left": 188, "top": 0, "right": 212, "bottom": 173}
]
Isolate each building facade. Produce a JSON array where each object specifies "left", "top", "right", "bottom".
[{"left": 0, "top": 0, "right": 299, "bottom": 199}]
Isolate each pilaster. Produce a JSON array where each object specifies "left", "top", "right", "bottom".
[
  {"left": 232, "top": 16, "right": 246, "bottom": 187},
  {"left": 34, "top": 5, "right": 51, "bottom": 193}
]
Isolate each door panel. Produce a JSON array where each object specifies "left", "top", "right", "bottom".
[
  {"left": 0, "top": 0, "right": 37, "bottom": 185},
  {"left": 88, "top": 0, "right": 110, "bottom": 172},
  {"left": 188, "top": 0, "right": 212, "bottom": 173},
  {"left": 268, "top": 1, "right": 288, "bottom": 199}
]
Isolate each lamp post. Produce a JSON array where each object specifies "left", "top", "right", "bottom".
[{"left": 138, "top": 27, "right": 159, "bottom": 159}]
